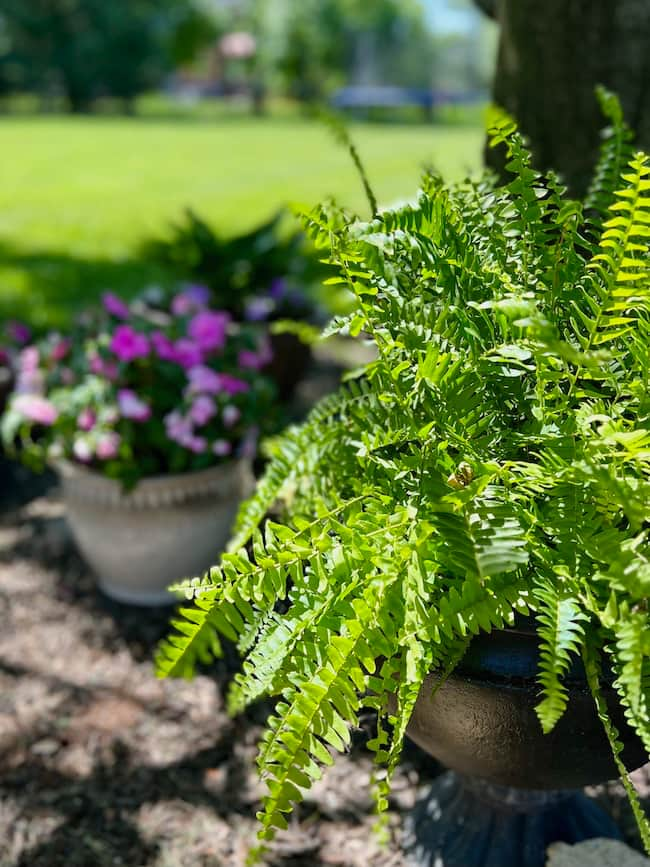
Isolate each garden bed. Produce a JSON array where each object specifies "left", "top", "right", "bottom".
[{"left": 0, "top": 465, "right": 648, "bottom": 867}]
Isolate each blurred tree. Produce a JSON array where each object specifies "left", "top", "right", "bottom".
[
  {"left": 475, "top": 0, "right": 650, "bottom": 195},
  {"left": 276, "top": 0, "right": 435, "bottom": 104},
  {"left": 0, "top": 0, "right": 216, "bottom": 112}
]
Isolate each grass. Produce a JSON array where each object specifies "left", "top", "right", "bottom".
[{"left": 0, "top": 111, "right": 484, "bottom": 326}]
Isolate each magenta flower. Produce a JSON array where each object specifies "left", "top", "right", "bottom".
[
  {"left": 13, "top": 394, "right": 58, "bottom": 426},
  {"left": 7, "top": 321, "right": 31, "bottom": 345},
  {"left": 212, "top": 439, "right": 232, "bottom": 457},
  {"left": 73, "top": 438, "right": 93, "bottom": 463},
  {"left": 151, "top": 331, "right": 177, "bottom": 362},
  {"left": 238, "top": 338, "right": 273, "bottom": 371},
  {"left": 188, "top": 311, "right": 230, "bottom": 353},
  {"left": 190, "top": 395, "right": 217, "bottom": 426},
  {"left": 96, "top": 431, "right": 121, "bottom": 460},
  {"left": 173, "top": 338, "right": 203, "bottom": 370},
  {"left": 51, "top": 338, "right": 71, "bottom": 362},
  {"left": 77, "top": 408, "right": 96, "bottom": 432},
  {"left": 103, "top": 292, "right": 130, "bottom": 320},
  {"left": 186, "top": 435, "right": 208, "bottom": 454},
  {"left": 222, "top": 405, "right": 241, "bottom": 428},
  {"left": 110, "top": 325, "right": 150, "bottom": 362},
  {"left": 186, "top": 365, "right": 222, "bottom": 394},
  {"left": 118, "top": 389, "right": 152, "bottom": 422},
  {"left": 219, "top": 374, "right": 250, "bottom": 396}
]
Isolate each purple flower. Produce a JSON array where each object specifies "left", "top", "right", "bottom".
[
  {"left": 16, "top": 347, "right": 42, "bottom": 394},
  {"left": 222, "top": 405, "right": 241, "bottom": 428},
  {"left": 151, "top": 331, "right": 177, "bottom": 362},
  {"left": 96, "top": 431, "right": 121, "bottom": 460},
  {"left": 268, "top": 278, "right": 287, "bottom": 300},
  {"left": 188, "top": 311, "right": 230, "bottom": 353},
  {"left": 118, "top": 389, "right": 151, "bottom": 422},
  {"left": 219, "top": 374, "right": 250, "bottom": 396},
  {"left": 212, "top": 439, "right": 232, "bottom": 457},
  {"left": 103, "top": 292, "right": 130, "bottom": 320},
  {"left": 186, "top": 435, "right": 208, "bottom": 454},
  {"left": 190, "top": 395, "right": 217, "bottom": 426},
  {"left": 238, "top": 339, "right": 273, "bottom": 371},
  {"left": 244, "top": 296, "right": 275, "bottom": 321},
  {"left": 51, "top": 338, "right": 71, "bottom": 362},
  {"left": 171, "top": 284, "right": 210, "bottom": 316},
  {"left": 13, "top": 394, "right": 58, "bottom": 426},
  {"left": 110, "top": 325, "right": 150, "bottom": 362},
  {"left": 164, "top": 410, "right": 193, "bottom": 444},
  {"left": 186, "top": 365, "right": 222, "bottom": 395},
  {"left": 73, "top": 438, "right": 93, "bottom": 463},
  {"left": 7, "top": 321, "right": 31, "bottom": 345},
  {"left": 77, "top": 408, "right": 96, "bottom": 432},
  {"left": 173, "top": 338, "right": 203, "bottom": 370}
]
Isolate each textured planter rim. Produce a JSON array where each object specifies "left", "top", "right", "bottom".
[
  {"left": 56, "top": 457, "right": 253, "bottom": 605},
  {"left": 55, "top": 458, "right": 248, "bottom": 509}
]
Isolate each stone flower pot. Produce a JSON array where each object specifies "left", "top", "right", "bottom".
[
  {"left": 403, "top": 621, "right": 648, "bottom": 867},
  {"left": 57, "top": 459, "right": 254, "bottom": 606}
]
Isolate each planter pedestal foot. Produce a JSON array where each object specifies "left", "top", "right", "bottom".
[{"left": 403, "top": 771, "right": 621, "bottom": 867}]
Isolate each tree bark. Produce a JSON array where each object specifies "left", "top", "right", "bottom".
[{"left": 481, "top": 0, "right": 650, "bottom": 196}]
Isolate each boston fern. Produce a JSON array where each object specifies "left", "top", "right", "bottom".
[{"left": 157, "top": 91, "right": 650, "bottom": 855}]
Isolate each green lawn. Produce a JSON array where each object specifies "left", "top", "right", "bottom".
[{"left": 0, "top": 114, "right": 483, "bottom": 326}]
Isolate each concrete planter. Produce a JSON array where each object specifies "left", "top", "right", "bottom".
[{"left": 57, "top": 459, "right": 254, "bottom": 606}]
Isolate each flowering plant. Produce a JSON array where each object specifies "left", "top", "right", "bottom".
[
  {"left": 0, "top": 320, "right": 32, "bottom": 413},
  {"left": 1, "top": 287, "right": 277, "bottom": 488}
]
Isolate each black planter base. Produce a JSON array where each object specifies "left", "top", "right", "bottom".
[{"left": 403, "top": 771, "right": 621, "bottom": 867}]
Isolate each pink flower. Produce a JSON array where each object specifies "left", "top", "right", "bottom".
[
  {"left": 96, "top": 431, "right": 121, "bottom": 460},
  {"left": 51, "top": 338, "right": 71, "bottom": 362},
  {"left": 110, "top": 325, "right": 150, "bottom": 362},
  {"left": 173, "top": 338, "right": 203, "bottom": 369},
  {"left": 73, "top": 438, "right": 93, "bottom": 463},
  {"left": 190, "top": 395, "right": 217, "bottom": 426},
  {"left": 188, "top": 311, "right": 230, "bottom": 353},
  {"left": 171, "top": 285, "right": 210, "bottom": 316},
  {"left": 238, "top": 339, "right": 273, "bottom": 371},
  {"left": 20, "top": 346, "right": 39, "bottom": 372},
  {"left": 118, "top": 389, "right": 151, "bottom": 422},
  {"left": 222, "top": 405, "right": 241, "bottom": 428},
  {"left": 151, "top": 331, "right": 177, "bottom": 362},
  {"left": 77, "top": 408, "right": 96, "bottom": 432},
  {"left": 164, "top": 411, "right": 193, "bottom": 445},
  {"left": 186, "top": 435, "right": 208, "bottom": 454},
  {"left": 212, "top": 439, "right": 232, "bottom": 457},
  {"left": 219, "top": 374, "right": 250, "bottom": 396},
  {"left": 88, "top": 354, "right": 119, "bottom": 381},
  {"left": 103, "top": 292, "right": 130, "bottom": 320},
  {"left": 7, "top": 321, "right": 31, "bottom": 345},
  {"left": 186, "top": 365, "right": 222, "bottom": 394},
  {"left": 13, "top": 394, "right": 58, "bottom": 426}
]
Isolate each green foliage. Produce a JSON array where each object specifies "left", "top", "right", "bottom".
[{"left": 158, "top": 95, "right": 650, "bottom": 854}]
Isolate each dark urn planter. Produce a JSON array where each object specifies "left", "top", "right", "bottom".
[
  {"left": 403, "top": 621, "right": 647, "bottom": 867},
  {"left": 265, "top": 332, "right": 312, "bottom": 402}
]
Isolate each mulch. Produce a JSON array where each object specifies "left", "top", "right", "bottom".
[{"left": 0, "top": 458, "right": 648, "bottom": 867}]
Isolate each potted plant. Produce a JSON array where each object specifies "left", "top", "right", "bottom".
[
  {"left": 156, "top": 92, "right": 650, "bottom": 863},
  {"left": 1, "top": 288, "right": 277, "bottom": 605},
  {"left": 141, "top": 209, "right": 329, "bottom": 399}
]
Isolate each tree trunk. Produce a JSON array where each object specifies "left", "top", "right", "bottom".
[{"left": 482, "top": 0, "right": 650, "bottom": 196}]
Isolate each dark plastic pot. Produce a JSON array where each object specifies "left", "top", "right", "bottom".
[
  {"left": 265, "top": 332, "right": 312, "bottom": 402},
  {"left": 406, "top": 621, "right": 647, "bottom": 789}
]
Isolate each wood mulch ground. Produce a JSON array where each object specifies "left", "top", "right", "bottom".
[{"left": 0, "top": 458, "right": 648, "bottom": 867}]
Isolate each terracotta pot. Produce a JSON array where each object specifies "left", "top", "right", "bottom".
[
  {"left": 406, "top": 621, "right": 647, "bottom": 789},
  {"left": 57, "top": 459, "right": 254, "bottom": 606}
]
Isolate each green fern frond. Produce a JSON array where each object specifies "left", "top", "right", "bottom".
[{"left": 533, "top": 581, "right": 587, "bottom": 733}]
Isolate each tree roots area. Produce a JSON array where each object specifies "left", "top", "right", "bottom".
[{"left": 0, "top": 462, "right": 648, "bottom": 867}]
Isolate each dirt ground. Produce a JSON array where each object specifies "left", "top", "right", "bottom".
[{"left": 0, "top": 459, "right": 648, "bottom": 867}]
